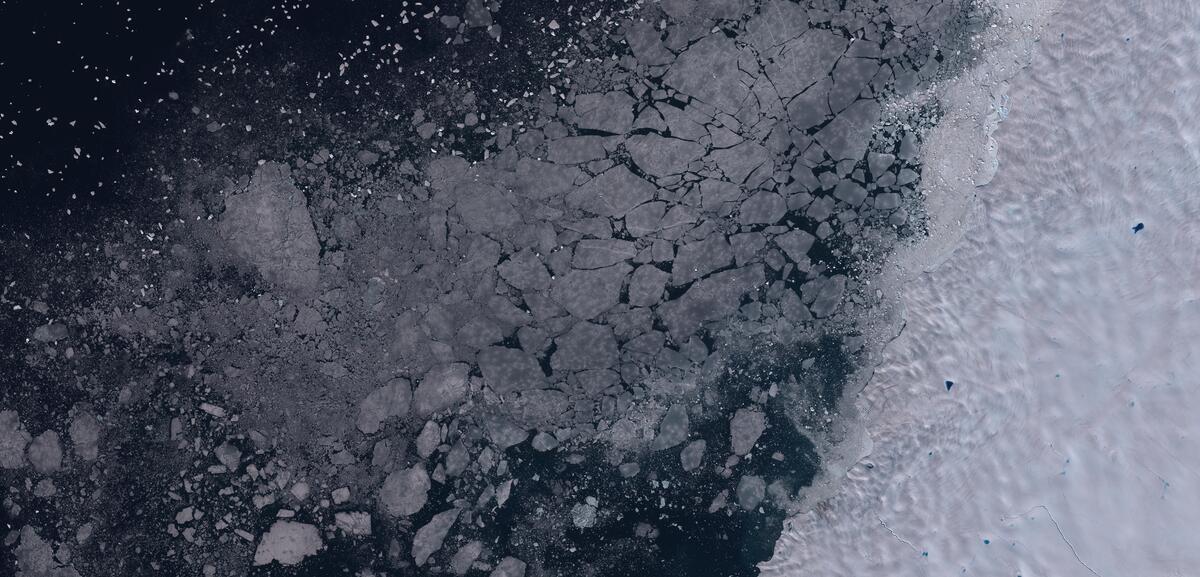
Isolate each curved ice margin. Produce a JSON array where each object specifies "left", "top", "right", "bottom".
[{"left": 766, "top": 0, "right": 1062, "bottom": 567}]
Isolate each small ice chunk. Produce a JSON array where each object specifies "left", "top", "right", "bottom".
[
  {"left": 27, "top": 431, "right": 63, "bottom": 474},
  {"left": 253, "top": 521, "right": 323, "bottom": 566},
  {"left": 214, "top": 442, "right": 242, "bottom": 471},
  {"left": 478, "top": 347, "right": 546, "bottom": 394},
  {"left": 416, "top": 420, "right": 442, "bottom": 459},
  {"left": 531, "top": 431, "right": 559, "bottom": 452},
  {"left": 380, "top": 465, "right": 431, "bottom": 516},
  {"left": 334, "top": 511, "right": 372, "bottom": 536},
  {"left": 651, "top": 404, "right": 689, "bottom": 450},
  {"left": 730, "top": 408, "right": 766, "bottom": 456},
  {"left": 356, "top": 378, "right": 413, "bottom": 434},
  {"left": 571, "top": 503, "right": 598, "bottom": 529},
  {"left": 412, "top": 508, "right": 460, "bottom": 566},
  {"left": 450, "top": 541, "right": 483, "bottom": 575},
  {"left": 0, "top": 410, "right": 32, "bottom": 468},
  {"left": 736, "top": 475, "right": 766, "bottom": 510},
  {"left": 31, "top": 322, "right": 69, "bottom": 342},
  {"left": 490, "top": 556, "right": 528, "bottom": 577},
  {"left": 680, "top": 439, "right": 706, "bottom": 472},
  {"left": 414, "top": 363, "right": 470, "bottom": 416},
  {"left": 68, "top": 411, "right": 101, "bottom": 461}
]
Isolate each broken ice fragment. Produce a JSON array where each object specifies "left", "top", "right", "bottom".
[
  {"left": 809, "top": 274, "right": 847, "bottom": 318},
  {"left": 628, "top": 265, "right": 670, "bottom": 308},
  {"left": 738, "top": 191, "right": 787, "bottom": 225},
  {"left": 416, "top": 420, "right": 441, "bottom": 459},
  {"left": 571, "top": 239, "right": 637, "bottom": 269},
  {"left": 550, "top": 264, "right": 630, "bottom": 320},
  {"left": 671, "top": 236, "right": 734, "bottom": 285},
  {"left": 566, "top": 166, "right": 655, "bottom": 218},
  {"left": 572, "top": 91, "right": 635, "bottom": 134},
  {"left": 484, "top": 414, "right": 528, "bottom": 450},
  {"left": 774, "top": 230, "right": 815, "bottom": 263},
  {"left": 550, "top": 323, "right": 619, "bottom": 372}
]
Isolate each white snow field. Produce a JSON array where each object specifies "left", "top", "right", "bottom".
[{"left": 766, "top": 1, "right": 1200, "bottom": 576}]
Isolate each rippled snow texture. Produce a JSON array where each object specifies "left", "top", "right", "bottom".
[{"left": 766, "top": 1, "right": 1200, "bottom": 576}]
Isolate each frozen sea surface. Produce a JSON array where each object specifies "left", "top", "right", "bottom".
[{"left": 767, "top": 1, "right": 1200, "bottom": 576}]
